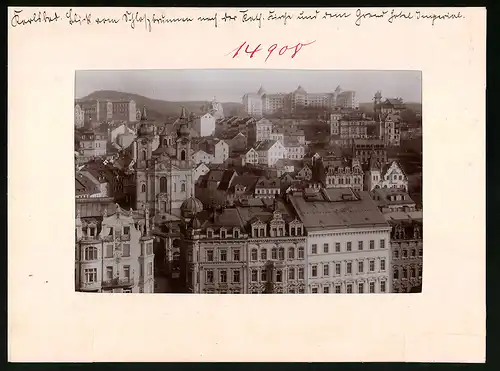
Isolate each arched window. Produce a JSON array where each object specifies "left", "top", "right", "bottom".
[
  {"left": 181, "top": 183, "right": 186, "bottom": 192},
  {"left": 163, "top": 138, "right": 168, "bottom": 147},
  {"left": 84, "top": 246, "right": 98, "bottom": 261},
  {"left": 278, "top": 248, "right": 285, "bottom": 260},
  {"left": 141, "top": 184, "right": 146, "bottom": 193},
  {"left": 288, "top": 247, "right": 295, "bottom": 259},
  {"left": 251, "top": 249, "right": 258, "bottom": 261},
  {"left": 141, "top": 150, "right": 147, "bottom": 161},
  {"left": 160, "top": 177, "right": 167, "bottom": 193},
  {"left": 181, "top": 150, "right": 186, "bottom": 161}
]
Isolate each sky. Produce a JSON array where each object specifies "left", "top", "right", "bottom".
[{"left": 75, "top": 69, "right": 422, "bottom": 103}]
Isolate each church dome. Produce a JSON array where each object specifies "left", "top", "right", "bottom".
[
  {"left": 181, "top": 197, "right": 203, "bottom": 218},
  {"left": 178, "top": 124, "right": 191, "bottom": 137},
  {"left": 138, "top": 123, "right": 154, "bottom": 136},
  {"left": 189, "top": 216, "right": 202, "bottom": 230}
]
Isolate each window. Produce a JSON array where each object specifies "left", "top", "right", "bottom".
[
  {"left": 323, "top": 243, "right": 329, "bottom": 253},
  {"left": 298, "top": 267, "right": 304, "bottom": 279},
  {"left": 323, "top": 264, "right": 329, "bottom": 276},
  {"left": 403, "top": 268, "right": 408, "bottom": 279},
  {"left": 221, "top": 230, "right": 226, "bottom": 239},
  {"left": 346, "top": 262, "right": 352, "bottom": 274},
  {"left": 312, "top": 265, "right": 317, "bottom": 277},
  {"left": 271, "top": 248, "right": 277, "bottom": 260},
  {"left": 276, "top": 270, "right": 282, "bottom": 282},
  {"left": 347, "top": 242, "right": 352, "bottom": 251},
  {"left": 418, "top": 267, "right": 422, "bottom": 278},
  {"left": 220, "top": 270, "right": 227, "bottom": 283},
  {"left": 207, "top": 250, "right": 214, "bottom": 261},
  {"left": 141, "top": 184, "right": 146, "bottom": 193},
  {"left": 123, "top": 266, "right": 130, "bottom": 280},
  {"left": 369, "top": 260, "right": 375, "bottom": 272},
  {"left": 84, "top": 247, "right": 98, "bottom": 260},
  {"left": 312, "top": 288, "right": 318, "bottom": 293},
  {"left": 147, "top": 262, "right": 153, "bottom": 276},
  {"left": 346, "top": 284, "right": 353, "bottom": 293},
  {"left": 370, "top": 240, "right": 375, "bottom": 249},
  {"left": 289, "top": 289, "right": 296, "bottom": 294},
  {"left": 220, "top": 250, "right": 227, "bottom": 261},
  {"left": 394, "top": 250, "right": 399, "bottom": 259},
  {"left": 394, "top": 269, "right": 399, "bottom": 279},
  {"left": 288, "top": 247, "right": 295, "bottom": 259},
  {"left": 261, "top": 269, "right": 267, "bottom": 282},
  {"left": 123, "top": 226, "right": 130, "bottom": 235},
  {"left": 105, "top": 244, "right": 113, "bottom": 258},
  {"left": 146, "top": 243, "right": 153, "bottom": 255},
  {"left": 312, "top": 244, "right": 317, "bottom": 254},
  {"left": 160, "top": 177, "right": 167, "bottom": 193},
  {"left": 106, "top": 266, "right": 113, "bottom": 280},
  {"left": 251, "top": 270, "right": 258, "bottom": 282},
  {"left": 233, "top": 270, "right": 240, "bottom": 283},
  {"left": 206, "top": 270, "right": 214, "bottom": 283},
  {"left": 403, "top": 250, "right": 408, "bottom": 258},
  {"left": 233, "top": 249, "right": 240, "bottom": 261},
  {"left": 380, "top": 259, "right": 386, "bottom": 271},
  {"left": 298, "top": 247, "right": 304, "bottom": 259},
  {"left": 419, "top": 249, "right": 423, "bottom": 257},
  {"left": 181, "top": 150, "right": 186, "bottom": 161},
  {"left": 335, "top": 242, "right": 340, "bottom": 252},
  {"left": 123, "top": 288, "right": 132, "bottom": 293},
  {"left": 251, "top": 249, "right": 258, "bottom": 261},
  {"left": 380, "top": 281, "right": 386, "bottom": 293},
  {"left": 288, "top": 268, "right": 295, "bottom": 280},
  {"left": 141, "top": 150, "right": 147, "bottom": 161},
  {"left": 261, "top": 249, "right": 267, "bottom": 260},
  {"left": 278, "top": 248, "right": 285, "bottom": 260},
  {"left": 358, "top": 241, "right": 363, "bottom": 250},
  {"left": 108, "top": 227, "right": 114, "bottom": 236},
  {"left": 358, "top": 283, "right": 364, "bottom": 293},
  {"left": 84, "top": 268, "right": 97, "bottom": 283},
  {"left": 411, "top": 249, "right": 416, "bottom": 257},
  {"left": 380, "top": 239, "right": 385, "bottom": 249},
  {"left": 358, "top": 261, "right": 364, "bottom": 273},
  {"left": 369, "top": 281, "right": 375, "bottom": 293},
  {"left": 290, "top": 227, "right": 296, "bottom": 236},
  {"left": 181, "top": 183, "right": 186, "bottom": 192},
  {"left": 207, "top": 230, "right": 213, "bottom": 238},
  {"left": 234, "top": 230, "right": 239, "bottom": 239},
  {"left": 335, "top": 285, "right": 341, "bottom": 293}
]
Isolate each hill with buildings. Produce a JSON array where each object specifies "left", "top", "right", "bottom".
[
  {"left": 358, "top": 101, "right": 422, "bottom": 113},
  {"left": 79, "top": 90, "right": 244, "bottom": 120}
]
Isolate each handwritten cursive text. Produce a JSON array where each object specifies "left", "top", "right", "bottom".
[
  {"left": 228, "top": 41, "right": 316, "bottom": 62},
  {"left": 11, "top": 9, "right": 61, "bottom": 27}
]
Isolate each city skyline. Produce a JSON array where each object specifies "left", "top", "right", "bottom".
[{"left": 75, "top": 69, "right": 422, "bottom": 104}]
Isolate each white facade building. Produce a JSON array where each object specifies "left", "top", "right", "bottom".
[
  {"left": 192, "top": 149, "right": 215, "bottom": 165},
  {"left": 242, "top": 93, "right": 263, "bottom": 117},
  {"left": 254, "top": 140, "right": 287, "bottom": 167},
  {"left": 75, "top": 205, "right": 155, "bottom": 293},
  {"left": 364, "top": 160, "right": 408, "bottom": 192},
  {"left": 244, "top": 148, "right": 259, "bottom": 165},
  {"left": 193, "top": 162, "right": 210, "bottom": 183},
  {"left": 336, "top": 91, "right": 359, "bottom": 109},
  {"left": 213, "top": 139, "right": 229, "bottom": 164},
  {"left": 289, "top": 188, "right": 392, "bottom": 294},
  {"left": 193, "top": 113, "right": 216, "bottom": 137},
  {"left": 255, "top": 118, "right": 273, "bottom": 142}
]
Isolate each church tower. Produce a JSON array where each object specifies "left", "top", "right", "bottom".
[{"left": 135, "top": 106, "right": 155, "bottom": 211}]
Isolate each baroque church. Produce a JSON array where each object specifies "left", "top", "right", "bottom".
[{"left": 134, "top": 106, "right": 196, "bottom": 220}]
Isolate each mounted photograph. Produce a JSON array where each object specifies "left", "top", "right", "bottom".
[{"left": 74, "top": 69, "right": 422, "bottom": 294}]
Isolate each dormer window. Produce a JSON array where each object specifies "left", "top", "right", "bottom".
[
  {"left": 89, "top": 227, "right": 96, "bottom": 237},
  {"left": 207, "top": 229, "right": 213, "bottom": 238},
  {"left": 123, "top": 226, "right": 130, "bottom": 235},
  {"left": 233, "top": 229, "right": 240, "bottom": 239},
  {"left": 220, "top": 229, "right": 227, "bottom": 239},
  {"left": 108, "top": 227, "right": 113, "bottom": 236}
]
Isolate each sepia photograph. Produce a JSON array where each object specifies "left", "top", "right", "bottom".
[{"left": 74, "top": 69, "right": 423, "bottom": 295}]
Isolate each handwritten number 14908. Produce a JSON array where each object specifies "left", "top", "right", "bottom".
[{"left": 229, "top": 41, "right": 316, "bottom": 62}]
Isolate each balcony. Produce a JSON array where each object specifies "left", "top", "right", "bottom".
[
  {"left": 80, "top": 281, "right": 101, "bottom": 291},
  {"left": 102, "top": 277, "right": 135, "bottom": 288}
]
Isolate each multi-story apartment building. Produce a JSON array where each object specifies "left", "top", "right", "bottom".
[
  {"left": 75, "top": 99, "right": 137, "bottom": 124},
  {"left": 284, "top": 137, "right": 305, "bottom": 160},
  {"left": 289, "top": 188, "right": 392, "bottom": 294},
  {"left": 244, "top": 148, "right": 259, "bottom": 165},
  {"left": 336, "top": 91, "right": 359, "bottom": 109},
  {"left": 192, "top": 138, "right": 229, "bottom": 165},
  {"left": 371, "top": 188, "right": 416, "bottom": 213},
  {"left": 255, "top": 118, "right": 273, "bottom": 142},
  {"left": 191, "top": 149, "right": 215, "bottom": 165},
  {"left": 352, "top": 139, "right": 387, "bottom": 166},
  {"left": 75, "top": 205, "right": 155, "bottom": 293},
  {"left": 364, "top": 160, "right": 408, "bottom": 192},
  {"left": 384, "top": 210, "right": 423, "bottom": 293},
  {"left": 324, "top": 159, "right": 364, "bottom": 191},
  {"left": 242, "top": 85, "right": 355, "bottom": 115},
  {"left": 380, "top": 113, "right": 401, "bottom": 147},
  {"left": 75, "top": 128, "right": 108, "bottom": 159},
  {"left": 178, "top": 198, "right": 306, "bottom": 294}
]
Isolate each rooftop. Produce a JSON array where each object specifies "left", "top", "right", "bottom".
[{"left": 289, "top": 188, "right": 389, "bottom": 231}]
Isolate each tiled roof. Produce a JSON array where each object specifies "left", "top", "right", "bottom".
[
  {"left": 289, "top": 189, "right": 388, "bottom": 231},
  {"left": 228, "top": 175, "right": 260, "bottom": 194},
  {"left": 196, "top": 208, "right": 245, "bottom": 230},
  {"left": 254, "top": 140, "right": 278, "bottom": 152}
]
